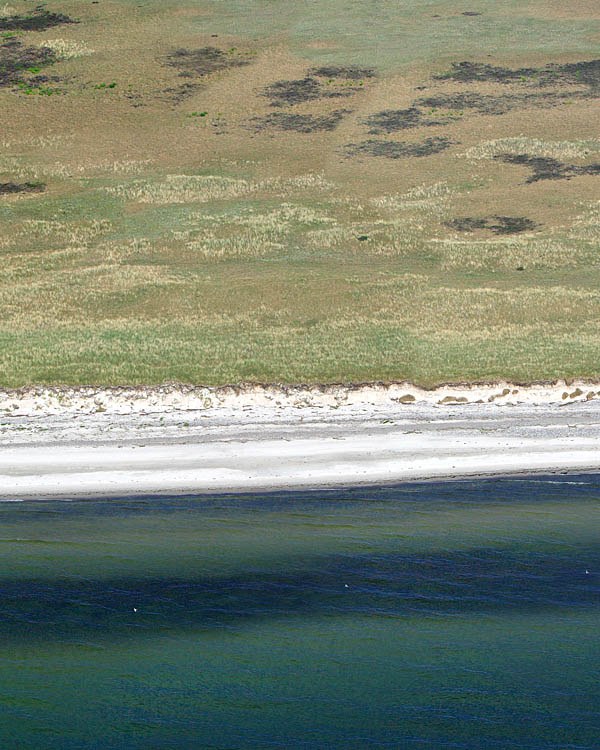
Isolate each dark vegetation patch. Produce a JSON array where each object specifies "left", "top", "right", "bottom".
[
  {"left": 0, "top": 182, "right": 45, "bottom": 195},
  {"left": 435, "top": 59, "right": 600, "bottom": 91},
  {"left": 0, "top": 37, "right": 57, "bottom": 88},
  {"left": 124, "top": 90, "right": 144, "bottom": 107},
  {"left": 446, "top": 217, "right": 488, "bottom": 231},
  {"left": 310, "top": 65, "right": 375, "bottom": 80},
  {"left": 158, "top": 82, "right": 200, "bottom": 104},
  {"left": 261, "top": 77, "right": 322, "bottom": 106},
  {"left": 363, "top": 107, "right": 454, "bottom": 133},
  {"left": 363, "top": 66, "right": 597, "bottom": 131},
  {"left": 445, "top": 216, "right": 539, "bottom": 235},
  {"left": 358, "top": 60, "right": 595, "bottom": 137},
  {"left": 261, "top": 69, "right": 371, "bottom": 107},
  {"left": 494, "top": 154, "right": 600, "bottom": 183},
  {"left": 161, "top": 47, "right": 252, "bottom": 103},
  {"left": 17, "top": 74, "right": 64, "bottom": 95},
  {"left": 0, "top": 6, "right": 77, "bottom": 32},
  {"left": 164, "top": 47, "right": 251, "bottom": 78},
  {"left": 248, "top": 109, "right": 352, "bottom": 133},
  {"left": 462, "top": 11, "right": 482, "bottom": 16},
  {"left": 416, "top": 90, "right": 574, "bottom": 116},
  {"left": 345, "top": 137, "right": 453, "bottom": 159},
  {"left": 418, "top": 92, "right": 506, "bottom": 114}
]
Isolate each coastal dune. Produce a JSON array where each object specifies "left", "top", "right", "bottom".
[
  {"left": 1, "top": 382, "right": 600, "bottom": 499},
  {"left": 1, "top": 379, "right": 600, "bottom": 415}
]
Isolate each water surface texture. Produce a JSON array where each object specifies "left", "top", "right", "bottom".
[{"left": 1, "top": 476, "right": 599, "bottom": 748}]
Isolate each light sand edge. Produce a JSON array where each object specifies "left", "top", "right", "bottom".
[
  {"left": 2, "top": 400, "right": 600, "bottom": 498},
  {"left": 2, "top": 379, "right": 600, "bottom": 416}
]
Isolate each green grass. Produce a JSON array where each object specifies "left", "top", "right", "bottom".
[
  {"left": 193, "top": 0, "right": 600, "bottom": 70},
  {"left": 2, "top": 320, "right": 600, "bottom": 387},
  {"left": 1, "top": 0, "right": 600, "bottom": 385}
]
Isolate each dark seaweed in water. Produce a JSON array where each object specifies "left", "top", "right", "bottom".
[
  {"left": 0, "top": 38, "right": 57, "bottom": 88},
  {"left": 164, "top": 47, "right": 251, "bottom": 77},
  {"left": 436, "top": 59, "right": 600, "bottom": 91},
  {"left": 364, "top": 107, "right": 451, "bottom": 133},
  {"left": 248, "top": 109, "right": 352, "bottom": 133},
  {"left": 310, "top": 65, "right": 375, "bottom": 80},
  {"left": 445, "top": 216, "right": 539, "bottom": 235},
  {"left": 0, "top": 182, "right": 45, "bottom": 195},
  {"left": 345, "top": 137, "right": 453, "bottom": 159},
  {"left": 0, "top": 7, "right": 77, "bottom": 31},
  {"left": 494, "top": 154, "right": 600, "bottom": 183}
]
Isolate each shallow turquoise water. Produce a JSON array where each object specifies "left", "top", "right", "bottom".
[{"left": 1, "top": 476, "right": 599, "bottom": 748}]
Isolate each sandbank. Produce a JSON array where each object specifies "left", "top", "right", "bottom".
[{"left": 1, "top": 381, "right": 600, "bottom": 499}]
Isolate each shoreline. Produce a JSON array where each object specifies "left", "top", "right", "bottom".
[
  {"left": 2, "top": 378, "right": 600, "bottom": 416},
  {"left": 2, "top": 396, "right": 600, "bottom": 500},
  {"left": 6, "top": 468, "right": 600, "bottom": 503}
]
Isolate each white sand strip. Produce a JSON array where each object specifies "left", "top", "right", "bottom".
[
  {"left": 1, "top": 397, "right": 600, "bottom": 498},
  {"left": 1, "top": 379, "right": 600, "bottom": 415}
]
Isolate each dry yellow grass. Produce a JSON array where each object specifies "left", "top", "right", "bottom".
[
  {"left": 464, "top": 138, "right": 600, "bottom": 161},
  {"left": 1, "top": 0, "right": 600, "bottom": 384}
]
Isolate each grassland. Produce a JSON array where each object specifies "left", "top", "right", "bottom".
[{"left": 1, "top": 0, "right": 600, "bottom": 385}]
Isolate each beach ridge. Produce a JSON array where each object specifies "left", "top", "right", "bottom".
[{"left": 2, "top": 379, "right": 600, "bottom": 417}]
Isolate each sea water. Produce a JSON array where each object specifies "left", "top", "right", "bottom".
[{"left": 1, "top": 476, "right": 599, "bottom": 748}]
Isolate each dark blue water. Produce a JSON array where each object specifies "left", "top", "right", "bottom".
[{"left": 1, "top": 475, "right": 599, "bottom": 748}]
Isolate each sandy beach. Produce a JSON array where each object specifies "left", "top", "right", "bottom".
[{"left": 1, "top": 381, "right": 600, "bottom": 499}]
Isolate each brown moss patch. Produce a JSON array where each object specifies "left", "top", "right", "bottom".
[
  {"left": 344, "top": 137, "right": 454, "bottom": 159},
  {"left": 260, "top": 68, "right": 371, "bottom": 107},
  {"left": 164, "top": 47, "right": 252, "bottom": 78},
  {"left": 0, "top": 182, "right": 45, "bottom": 195},
  {"left": 435, "top": 59, "right": 600, "bottom": 91},
  {"left": 494, "top": 154, "right": 600, "bottom": 183},
  {"left": 0, "top": 38, "right": 57, "bottom": 88},
  {"left": 247, "top": 109, "right": 352, "bottom": 133},
  {"left": 0, "top": 7, "right": 77, "bottom": 32},
  {"left": 445, "top": 216, "right": 540, "bottom": 235}
]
